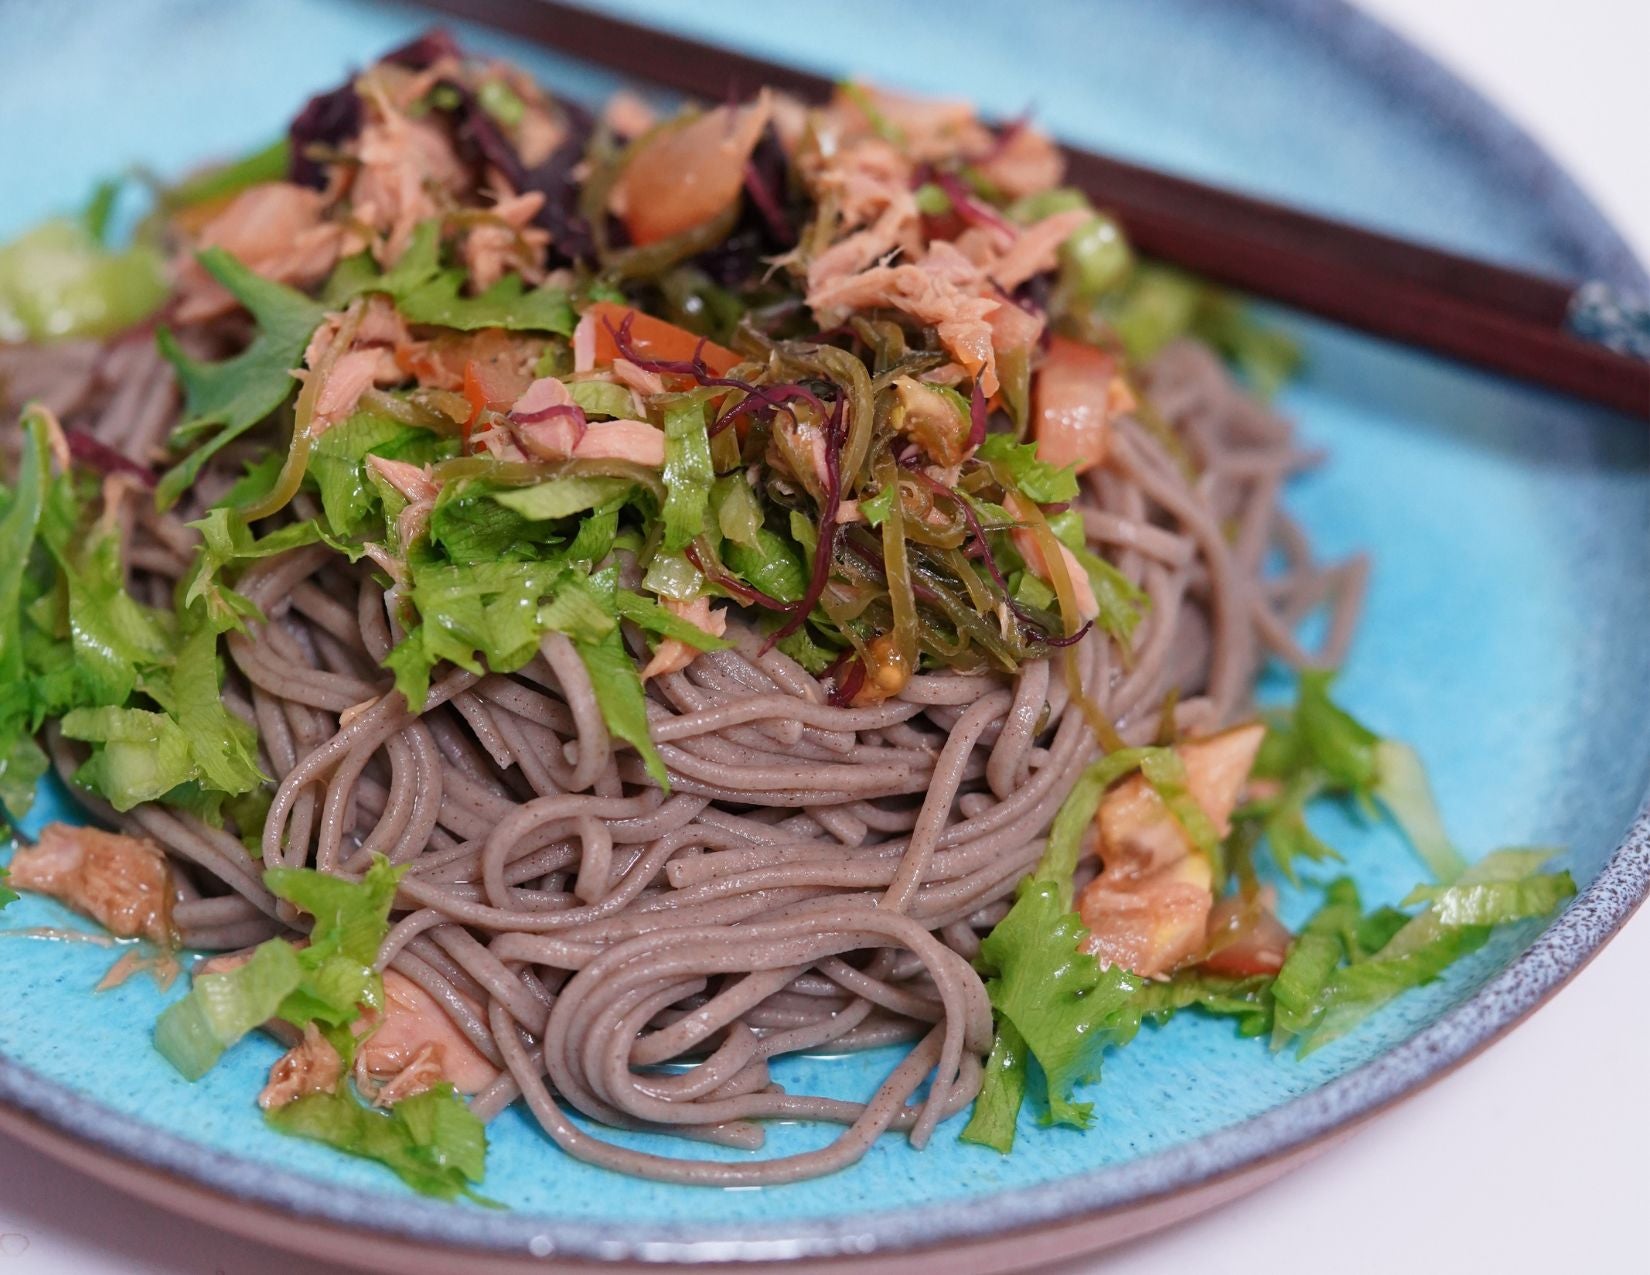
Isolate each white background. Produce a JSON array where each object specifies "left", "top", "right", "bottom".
[{"left": 1, "top": 1, "right": 1646, "bottom": 1271}]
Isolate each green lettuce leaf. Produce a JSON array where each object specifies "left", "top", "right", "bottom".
[
  {"left": 1374, "top": 740, "right": 1468, "bottom": 884},
  {"left": 154, "top": 939, "right": 305, "bottom": 1080},
  {"left": 0, "top": 217, "right": 166, "bottom": 344},
  {"left": 492, "top": 476, "right": 635, "bottom": 522},
  {"left": 155, "top": 857, "right": 405, "bottom": 1080},
  {"left": 958, "top": 1018, "right": 1029, "bottom": 1153},
  {"left": 156, "top": 249, "right": 327, "bottom": 506},
  {"left": 1271, "top": 877, "right": 1361, "bottom": 1039},
  {"left": 615, "top": 590, "right": 731, "bottom": 652},
  {"left": 1292, "top": 851, "right": 1574, "bottom": 1055},
  {"left": 568, "top": 380, "right": 636, "bottom": 420},
  {"left": 974, "top": 881, "right": 1141, "bottom": 1133},
  {"left": 659, "top": 395, "right": 714, "bottom": 553},
  {"left": 710, "top": 473, "right": 765, "bottom": 549},
  {"left": 723, "top": 529, "right": 807, "bottom": 604},
  {"left": 266, "top": 1083, "right": 490, "bottom": 1202},
  {"left": 547, "top": 572, "right": 669, "bottom": 789},
  {"left": 60, "top": 705, "right": 198, "bottom": 810},
  {"left": 163, "top": 138, "right": 291, "bottom": 211},
  {"left": 976, "top": 434, "right": 1079, "bottom": 504},
  {"left": 264, "top": 855, "right": 405, "bottom": 1030},
  {"left": 329, "top": 220, "right": 573, "bottom": 334}
]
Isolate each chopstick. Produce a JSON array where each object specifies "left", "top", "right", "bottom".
[{"left": 419, "top": 0, "right": 1650, "bottom": 420}]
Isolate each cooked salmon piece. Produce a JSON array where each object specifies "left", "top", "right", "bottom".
[
  {"left": 1076, "top": 725, "right": 1266, "bottom": 977},
  {"left": 460, "top": 189, "right": 550, "bottom": 292},
  {"left": 355, "top": 969, "right": 496, "bottom": 1095},
  {"left": 1099, "top": 724, "right": 1265, "bottom": 878},
  {"left": 1079, "top": 852, "right": 1214, "bottom": 976},
  {"left": 8, "top": 823, "right": 175, "bottom": 945},
  {"left": 259, "top": 1022, "right": 345, "bottom": 1110},
  {"left": 571, "top": 419, "right": 666, "bottom": 467},
  {"left": 641, "top": 595, "right": 729, "bottom": 681},
  {"left": 173, "top": 182, "right": 352, "bottom": 323}
]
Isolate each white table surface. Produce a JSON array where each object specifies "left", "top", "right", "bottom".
[{"left": 2, "top": 1, "right": 1646, "bottom": 1271}]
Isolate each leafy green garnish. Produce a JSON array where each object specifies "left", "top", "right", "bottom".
[
  {"left": 1106, "top": 264, "right": 1299, "bottom": 397},
  {"left": 615, "top": 590, "right": 731, "bottom": 652},
  {"left": 660, "top": 395, "right": 714, "bottom": 553},
  {"left": 976, "top": 434, "right": 1079, "bottom": 504},
  {"left": 163, "top": 138, "right": 291, "bottom": 211},
  {"left": 153, "top": 938, "right": 305, "bottom": 1081},
  {"left": 156, "top": 249, "right": 327, "bottom": 507},
  {"left": 328, "top": 220, "right": 574, "bottom": 334},
  {"left": 1274, "top": 851, "right": 1575, "bottom": 1056},
  {"left": 493, "top": 476, "right": 636, "bottom": 522},
  {"left": 267, "top": 1083, "right": 491, "bottom": 1203},
  {"left": 568, "top": 380, "right": 636, "bottom": 420},
  {"left": 0, "top": 217, "right": 166, "bottom": 343},
  {"left": 154, "top": 857, "right": 404, "bottom": 1080},
  {"left": 968, "top": 881, "right": 1142, "bottom": 1137}
]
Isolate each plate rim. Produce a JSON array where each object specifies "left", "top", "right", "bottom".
[{"left": 3, "top": 0, "right": 1647, "bottom": 1265}]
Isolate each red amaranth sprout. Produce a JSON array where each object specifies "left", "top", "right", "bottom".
[
  {"left": 602, "top": 312, "right": 826, "bottom": 436},
  {"left": 65, "top": 429, "right": 157, "bottom": 487},
  {"left": 684, "top": 542, "right": 792, "bottom": 613},
  {"left": 742, "top": 158, "right": 795, "bottom": 246},
  {"left": 824, "top": 652, "right": 867, "bottom": 707},
  {"left": 932, "top": 170, "right": 1017, "bottom": 241}
]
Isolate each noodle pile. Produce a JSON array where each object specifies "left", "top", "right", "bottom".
[{"left": 3, "top": 328, "right": 1364, "bottom": 1183}]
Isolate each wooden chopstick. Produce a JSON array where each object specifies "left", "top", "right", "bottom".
[{"left": 418, "top": 0, "right": 1650, "bottom": 420}]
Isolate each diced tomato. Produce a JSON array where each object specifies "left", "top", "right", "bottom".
[
  {"left": 611, "top": 100, "right": 770, "bottom": 247},
  {"left": 1201, "top": 893, "right": 1292, "bottom": 977},
  {"left": 1033, "top": 335, "right": 1125, "bottom": 475},
  {"left": 584, "top": 301, "right": 741, "bottom": 376}
]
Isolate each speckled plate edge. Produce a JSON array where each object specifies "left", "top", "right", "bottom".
[{"left": 2, "top": 0, "right": 1647, "bottom": 1268}]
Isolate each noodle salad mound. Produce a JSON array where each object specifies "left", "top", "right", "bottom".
[{"left": 0, "top": 32, "right": 1572, "bottom": 1195}]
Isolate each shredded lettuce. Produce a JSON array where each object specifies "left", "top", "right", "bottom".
[
  {"left": 156, "top": 249, "right": 327, "bottom": 507},
  {"left": 567, "top": 380, "right": 636, "bottom": 420},
  {"left": 660, "top": 395, "right": 714, "bottom": 552},
  {"left": 263, "top": 855, "right": 404, "bottom": 1032},
  {"left": 615, "top": 590, "right": 731, "bottom": 652},
  {"left": 857, "top": 483, "right": 896, "bottom": 528},
  {"left": 976, "top": 434, "right": 1079, "bottom": 504},
  {"left": 1280, "top": 851, "right": 1575, "bottom": 1055},
  {"left": 710, "top": 474, "right": 764, "bottom": 548},
  {"left": 154, "top": 939, "right": 305, "bottom": 1081},
  {"left": 60, "top": 706, "right": 201, "bottom": 811},
  {"left": 723, "top": 528, "right": 808, "bottom": 604},
  {"left": 493, "top": 476, "right": 635, "bottom": 522},
  {"left": 267, "top": 1083, "right": 490, "bottom": 1203},
  {"left": 163, "top": 138, "right": 291, "bottom": 211},
  {"left": 552, "top": 571, "right": 669, "bottom": 788},
  {"left": 1039, "top": 747, "right": 1156, "bottom": 901},
  {"left": 0, "top": 217, "right": 166, "bottom": 343},
  {"left": 972, "top": 881, "right": 1141, "bottom": 1133},
  {"left": 1271, "top": 877, "right": 1362, "bottom": 1039},
  {"left": 328, "top": 220, "right": 573, "bottom": 333},
  {"left": 155, "top": 857, "right": 404, "bottom": 1079},
  {"left": 1106, "top": 264, "right": 1299, "bottom": 397},
  {"left": 958, "top": 1018, "right": 1029, "bottom": 1153},
  {"left": 1374, "top": 740, "right": 1468, "bottom": 884}
]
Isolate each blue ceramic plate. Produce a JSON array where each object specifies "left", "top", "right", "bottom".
[{"left": 2, "top": 2, "right": 1646, "bottom": 1270}]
